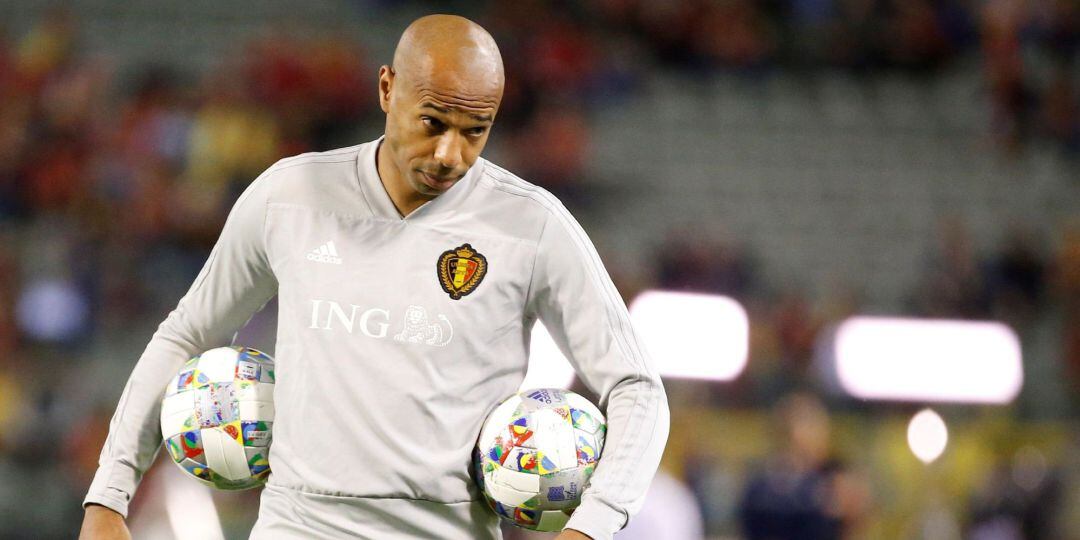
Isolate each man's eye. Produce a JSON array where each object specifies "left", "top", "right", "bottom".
[
  {"left": 421, "top": 116, "right": 444, "bottom": 130},
  {"left": 467, "top": 127, "right": 487, "bottom": 137}
]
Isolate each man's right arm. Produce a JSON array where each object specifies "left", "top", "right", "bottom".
[
  {"left": 80, "top": 505, "right": 130, "bottom": 540},
  {"left": 81, "top": 166, "right": 280, "bottom": 529}
]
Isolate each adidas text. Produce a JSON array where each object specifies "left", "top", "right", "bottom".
[
  {"left": 307, "top": 241, "right": 343, "bottom": 264},
  {"left": 306, "top": 253, "right": 342, "bottom": 264}
]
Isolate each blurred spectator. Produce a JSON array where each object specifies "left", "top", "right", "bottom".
[
  {"left": 0, "top": 244, "right": 19, "bottom": 357},
  {"left": 691, "top": 0, "right": 777, "bottom": 72},
  {"left": 656, "top": 228, "right": 754, "bottom": 297},
  {"left": 774, "top": 292, "right": 820, "bottom": 367},
  {"left": 978, "top": 0, "right": 1080, "bottom": 155},
  {"left": 521, "top": 15, "right": 600, "bottom": 99},
  {"left": 114, "top": 66, "right": 192, "bottom": 173},
  {"left": 684, "top": 450, "right": 742, "bottom": 537},
  {"left": 738, "top": 392, "right": 870, "bottom": 539},
  {"left": 886, "top": 0, "right": 953, "bottom": 73},
  {"left": 910, "top": 218, "right": 987, "bottom": 318},
  {"left": 15, "top": 277, "right": 90, "bottom": 343},
  {"left": 1057, "top": 221, "right": 1080, "bottom": 398},
  {"left": 1039, "top": 69, "right": 1079, "bottom": 154},
  {"left": 967, "top": 446, "right": 1065, "bottom": 539},
  {"left": 506, "top": 100, "right": 591, "bottom": 206},
  {"left": 617, "top": 469, "right": 705, "bottom": 540},
  {"left": 15, "top": 6, "right": 76, "bottom": 89},
  {"left": 185, "top": 66, "right": 281, "bottom": 196},
  {"left": 243, "top": 29, "right": 372, "bottom": 151},
  {"left": 984, "top": 225, "right": 1048, "bottom": 328}
]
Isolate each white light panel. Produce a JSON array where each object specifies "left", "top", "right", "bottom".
[
  {"left": 164, "top": 461, "right": 224, "bottom": 540},
  {"left": 833, "top": 317, "right": 1022, "bottom": 404},
  {"left": 629, "top": 290, "right": 749, "bottom": 381},
  {"left": 520, "top": 322, "right": 575, "bottom": 391}
]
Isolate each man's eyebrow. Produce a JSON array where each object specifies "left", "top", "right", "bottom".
[
  {"left": 420, "top": 102, "right": 493, "bottom": 124},
  {"left": 420, "top": 102, "right": 450, "bottom": 114}
]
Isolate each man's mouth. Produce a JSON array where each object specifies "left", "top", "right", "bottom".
[{"left": 418, "top": 171, "right": 458, "bottom": 190}]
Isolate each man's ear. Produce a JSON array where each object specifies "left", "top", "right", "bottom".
[{"left": 378, "top": 66, "right": 395, "bottom": 114}]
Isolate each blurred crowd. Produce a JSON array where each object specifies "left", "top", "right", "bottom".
[
  {"left": 482, "top": 0, "right": 1079, "bottom": 155},
  {"left": 0, "top": 2, "right": 1077, "bottom": 538}
]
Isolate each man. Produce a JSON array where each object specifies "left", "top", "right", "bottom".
[{"left": 80, "top": 14, "right": 668, "bottom": 540}]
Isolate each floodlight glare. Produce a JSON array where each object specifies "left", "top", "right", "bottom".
[
  {"left": 520, "top": 321, "right": 576, "bottom": 391},
  {"left": 832, "top": 317, "right": 1022, "bottom": 404},
  {"left": 629, "top": 290, "right": 749, "bottom": 381},
  {"left": 164, "top": 459, "right": 224, "bottom": 540},
  {"left": 907, "top": 408, "right": 948, "bottom": 464}
]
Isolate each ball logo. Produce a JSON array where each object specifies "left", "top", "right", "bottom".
[
  {"left": 547, "top": 486, "right": 565, "bottom": 501},
  {"left": 526, "top": 389, "right": 555, "bottom": 404},
  {"left": 236, "top": 360, "right": 259, "bottom": 380}
]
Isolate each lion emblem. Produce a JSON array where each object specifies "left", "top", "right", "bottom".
[{"left": 394, "top": 305, "right": 453, "bottom": 347}]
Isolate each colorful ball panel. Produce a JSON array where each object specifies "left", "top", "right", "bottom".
[
  {"left": 475, "top": 388, "right": 606, "bottom": 531},
  {"left": 160, "top": 346, "right": 274, "bottom": 490}
]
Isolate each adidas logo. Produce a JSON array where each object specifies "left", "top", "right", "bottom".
[{"left": 306, "top": 241, "right": 342, "bottom": 264}]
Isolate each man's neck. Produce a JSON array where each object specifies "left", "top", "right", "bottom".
[{"left": 375, "top": 142, "right": 428, "bottom": 217}]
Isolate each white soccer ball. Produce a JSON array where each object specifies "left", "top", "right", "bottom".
[
  {"left": 475, "top": 388, "right": 606, "bottom": 531},
  {"left": 159, "top": 346, "right": 275, "bottom": 490}
]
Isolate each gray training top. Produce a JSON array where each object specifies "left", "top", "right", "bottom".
[{"left": 85, "top": 138, "right": 670, "bottom": 540}]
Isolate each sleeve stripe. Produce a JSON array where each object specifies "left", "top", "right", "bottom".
[
  {"left": 485, "top": 166, "right": 663, "bottom": 500},
  {"left": 93, "top": 158, "right": 283, "bottom": 506}
]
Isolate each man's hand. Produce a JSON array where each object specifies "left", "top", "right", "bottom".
[
  {"left": 79, "top": 504, "right": 131, "bottom": 540},
  {"left": 555, "top": 529, "right": 593, "bottom": 540}
]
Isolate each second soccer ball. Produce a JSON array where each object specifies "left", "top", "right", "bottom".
[
  {"left": 475, "top": 388, "right": 607, "bottom": 531},
  {"left": 159, "top": 346, "right": 276, "bottom": 490}
]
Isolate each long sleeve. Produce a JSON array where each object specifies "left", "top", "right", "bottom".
[
  {"left": 525, "top": 204, "right": 670, "bottom": 540},
  {"left": 83, "top": 171, "right": 279, "bottom": 517}
]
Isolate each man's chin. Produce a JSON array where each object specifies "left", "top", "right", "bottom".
[
  {"left": 411, "top": 181, "right": 445, "bottom": 198},
  {"left": 417, "top": 170, "right": 461, "bottom": 192}
]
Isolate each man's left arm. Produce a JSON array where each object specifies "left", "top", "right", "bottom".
[{"left": 526, "top": 206, "right": 670, "bottom": 540}]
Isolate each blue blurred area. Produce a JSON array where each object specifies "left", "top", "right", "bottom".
[{"left": 0, "top": 1, "right": 1077, "bottom": 538}]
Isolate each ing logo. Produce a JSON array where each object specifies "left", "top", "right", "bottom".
[{"left": 308, "top": 300, "right": 453, "bottom": 347}]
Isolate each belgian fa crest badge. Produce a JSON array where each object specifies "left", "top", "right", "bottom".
[{"left": 437, "top": 243, "right": 488, "bottom": 300}]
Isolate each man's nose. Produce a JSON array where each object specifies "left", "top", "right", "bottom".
[{"left": 433, "top": 132, "right": 463, "bottom": 170}]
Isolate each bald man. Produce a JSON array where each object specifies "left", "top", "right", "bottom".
[{"left": 80, "top": 15, "right": 668, "bottom": 540}]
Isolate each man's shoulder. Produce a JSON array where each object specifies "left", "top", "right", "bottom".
[
  {"left": 474, "top": 159, "right": 565, "bottom": 219},
  {"left": 252, "top": 143, "right": 369, "bottom": 202},
  {"left": 266, "top": 143, "right": 367, "bottom": 177}
]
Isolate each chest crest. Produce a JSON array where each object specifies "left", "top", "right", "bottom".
[{"left": 437, "top": 243, "right": 488, "bottom": 300}]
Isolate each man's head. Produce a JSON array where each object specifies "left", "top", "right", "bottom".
[
  {"left": 378, "top": 15, "right": 504, "bottom": 202},
  {"left": 772, "top": 392, "right": 831, "bottom": 469}
]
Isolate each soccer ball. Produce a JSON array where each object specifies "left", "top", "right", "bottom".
[
  {"left": 475, "top": 388, "right": 606, "bottom": 531},
  {"left": 159, "top": 346, "right": 275, "bottom": 490}
]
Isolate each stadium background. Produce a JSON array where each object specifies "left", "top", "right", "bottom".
[{"left": 0, "top": 0, "right": 1077, "bottom": 538}]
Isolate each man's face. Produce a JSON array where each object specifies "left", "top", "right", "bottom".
[{"left": 380, "top": 67, "right": 498, "bottom": 199}]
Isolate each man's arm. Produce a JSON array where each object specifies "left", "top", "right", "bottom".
[
  {"left": 555, "top": 530, "right": 592, "bottom": 540},
  {"left": 79, "top": 505, "right": 130, "bottom": 540},
  {"left": 526, "top": 202, "right": 670, "bottom": 540},
  {"left": 81, "top": 167, "right": 279, "bottom": 525}
]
